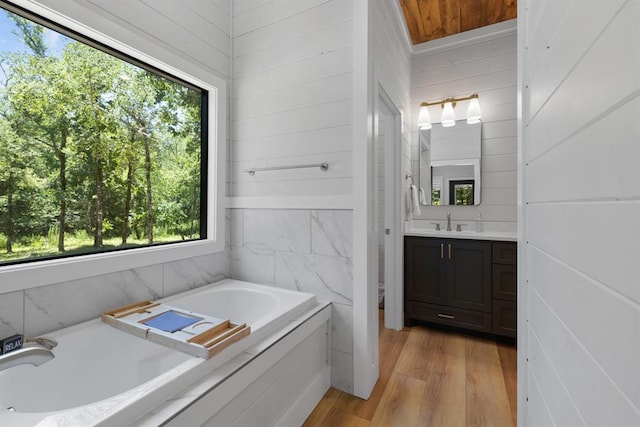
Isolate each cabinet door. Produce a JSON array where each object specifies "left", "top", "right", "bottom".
[
  {"left": 404, "top": 237, "right": 446, "bottom": 305},
  {"left": 493, "top": 299, "right": 517, "bottom": 338},
  {"left": 492, "top": 242, "right": 517, "bottom": 265},
  {"left": 493, "top": 264, "right": 517, "bottom": 301},
  {"left": 446, "top": 240, "right": 492, "bottom": 312}
]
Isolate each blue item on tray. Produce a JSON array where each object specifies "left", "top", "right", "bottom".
[{"left": 143, "top": 310, "right": 200, "bottom": 333}]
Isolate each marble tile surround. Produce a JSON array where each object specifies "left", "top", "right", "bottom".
[
  {"left": 0, "top": 291, "right": 23, "bottom": 340},
  {"left": 230, "top": 208, "right": 354, "bottom": 393},
  {"left": 0, "top": 248, "right": 230, "bottom": 338}
]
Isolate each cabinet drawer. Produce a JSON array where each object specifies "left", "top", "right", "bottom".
[
  {"left": 492, "top": 242, "right": 517, "bottom": 265},
  {"left": 493, "top": 264, "right": 517, "bottom": 301},
  {"left": 406, "top": 300, "right": 492, "bottom": 333},
  {"left": 493, "top": 299, "right": 517, "bottom": 338}
]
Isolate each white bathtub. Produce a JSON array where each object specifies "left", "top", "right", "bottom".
[{"left": 0, "top": 279, "right": 319, "bottom": 426}]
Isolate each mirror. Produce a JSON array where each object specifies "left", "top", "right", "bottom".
[{"left": 418, "top": 121, "right": 481, "bottom": 205}]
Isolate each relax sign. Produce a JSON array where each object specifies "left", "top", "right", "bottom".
[{"left": 0, "top": 335, "right": 23, "bottom": 355}]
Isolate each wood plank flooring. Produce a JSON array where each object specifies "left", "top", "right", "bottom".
[{"left": 304, "top": 312, "right": 517, "bottom": 427}]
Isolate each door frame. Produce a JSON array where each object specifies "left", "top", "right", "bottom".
[{"left": 377, "top": 86, "right": 403, "bottom": 332}]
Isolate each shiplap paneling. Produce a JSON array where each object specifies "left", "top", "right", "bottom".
[
  {"left": 412, "top": 35, "right": 516, "bottom": 73},
  {"left": 528, "top": 247, "right": 640, "bottom": 406},
  {"left": 35, "top": 0, "right": 231, "bottom": 81},
  {"left": 233, "top": 0, "right": 345, "bottom": 57},
  {"left": 527, "top": 97, "right": 640, "bottom": 203},
  {"left": 523, "top": 0, "right": 640, "bottom": 424},
  {"left": 526, "top": 0, "right": 638, "bottom": 162},
  {"left": 410, "top": 31, "right": 517, "bottom": 232},
  {"left": 373, "top": 0, "right": 412, "bottom": 112},
  {"left": 232, "top": 125, "right": 352, "bottom": 161},
  {"left": 233, "top": 72, "right": 352, "bottom": 120},
  {"left": 527, "top": 326, "right": 585, "bottom": 426},
  {"left": 526, "top": 0, "right": 627, "bottom": 119},
  {"left": 527, "top": 287, "right": 640, "bottom": 425},
  {"left": 526, "top": 365, "right": 555, "bottom": 427},
  {"left": 233, "top": 46, "right": 353, "bottom": 99},
  {"left": 231, "top": 0, "right": 353, "bottom": 198},
  {"left": 233, "top": 0, "right": 329, "bottom": 37},
  {"left": 233, "top": 19, "right": 352, "bottom": 78},
  {"left": 370, "top": 0, "right": 412, "bottom": 216}
]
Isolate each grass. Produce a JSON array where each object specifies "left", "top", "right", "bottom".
[{"left": 0, "top": 233, "right": 194, "bottom": 264}]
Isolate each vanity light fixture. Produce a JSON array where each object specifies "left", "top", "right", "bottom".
[
  {"left": 418, "top": 93, "right": 481, "bottom": 129},
  {"left": 441, "top": 99, "right": 456, "bottom": 127},
  {"left": 417, "top": 102, "right": 432, "bottom": 129},
  {"left": 466, "top": 94, "right": 481, "bottom": 124}
]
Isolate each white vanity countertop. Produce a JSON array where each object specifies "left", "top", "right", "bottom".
[{"left": 404, "top": 228, "right": 517, "bottom": 242}]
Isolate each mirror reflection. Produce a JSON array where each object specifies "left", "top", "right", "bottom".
[{"left": 419, "top": 121, "right": 481, "bottom": 206}]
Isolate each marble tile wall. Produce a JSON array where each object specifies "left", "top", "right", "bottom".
[
  {"left": 0, "top": 211, "right": 232, "bottom": 339},
  {"left": 230, "top": 208, "right": 354, "bottom": 394}
]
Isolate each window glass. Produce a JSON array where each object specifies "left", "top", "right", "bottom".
[{"left": 0, "top": 5, "right": 206, "bottom": 265}]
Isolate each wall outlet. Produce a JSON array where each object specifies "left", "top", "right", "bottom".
[{"left": 0, "top": 334, "right": 23, "bottom": 355}]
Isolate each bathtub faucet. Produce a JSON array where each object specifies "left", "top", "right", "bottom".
[{"left": 0, "top": 344, "right": 55, "bottom": 373}]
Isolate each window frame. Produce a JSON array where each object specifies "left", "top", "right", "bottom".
[{"left": 0, "top": 0, "right": 226, "bottom": 293}]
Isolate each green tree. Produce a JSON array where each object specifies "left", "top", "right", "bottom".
[
  {"left": 6, "top": 54, "right": 75, "bottom": 252},
  {"left": 63, "top": 42, "right": 122, "bottom": 248},
  {"left": 0, "top": 119, "right": 20, "bottom": 252},
  {"left": 4, "top": 18, "right": 74, "bottom": 252},
  {"left": 9, "top": 14, "right": 48, "bottom": 57}
]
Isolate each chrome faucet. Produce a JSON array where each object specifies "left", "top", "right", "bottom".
[
  {"left": 446, "top": 211, "right": 452, "bottom": 231},
  {"left": 0, "top": 344, "right": 55, "bottom": 372}
]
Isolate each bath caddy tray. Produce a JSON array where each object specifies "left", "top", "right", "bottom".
[{"left": 102, "top": 301, "right": 250, "bottom": 359}]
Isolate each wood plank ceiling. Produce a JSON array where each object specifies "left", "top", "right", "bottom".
[{"left": 399, "top": 0, "right": 517, "bottom": 45}]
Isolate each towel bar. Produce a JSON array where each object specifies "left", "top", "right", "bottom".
[{"left": 244, "top": 162, "right": 329, "bottom": 175}]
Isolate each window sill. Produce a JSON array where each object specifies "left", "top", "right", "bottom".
[{"left": 0, "top": 239, "right": 225, "bottom": 293}]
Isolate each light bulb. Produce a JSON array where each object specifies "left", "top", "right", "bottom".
[
  {"left": 441, "top": 100, "right": 455, "bottom": 127},
  {"left": 467, "top": 95, "right": 481, "bottom": 124},
  {"left": 417, "top": 104, "right": 432, "bottom": 130}
]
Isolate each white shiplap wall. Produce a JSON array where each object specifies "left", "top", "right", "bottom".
[
  {"left": 32, "top": 0, "right": 231, "bottom": 82},
  {"left": 410, "top": 29, "right": 517, "bottom": 231},
  {"left": 372, "top": 0, "right": 412, "bottom": 206},
  {"left": 522, "top": 0, "right": 640, "bottom": 425},
  {"left": 231, "top": 0, "right": 354, "bottom": 198}
]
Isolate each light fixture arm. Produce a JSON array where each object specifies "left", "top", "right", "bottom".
[{"left": 420, "top": 93, "right": 479, "bottom": 109}]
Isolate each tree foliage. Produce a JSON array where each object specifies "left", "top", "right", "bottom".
[{"left": 0, "top": 11, "right": 203, "bottom": 263}]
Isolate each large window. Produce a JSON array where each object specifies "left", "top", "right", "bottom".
[{"left": 0, "top": 3, "right": 211, "bottom": 266}]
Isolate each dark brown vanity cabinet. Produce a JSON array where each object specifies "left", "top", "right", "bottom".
[
  {"left": 404, "top": 236, "right": 517, "bottom": 338},
  {"left": 404, "top": 237, "right": 492, "bottom": 333}
]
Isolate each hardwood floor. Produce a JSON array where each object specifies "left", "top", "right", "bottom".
[{"left": 304, "top": 311, "right": 517, "bottom": 427}]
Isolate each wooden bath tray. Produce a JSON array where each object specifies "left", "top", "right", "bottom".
[{"left": 102, "top": 301, "right": 251, "bottom": 359}]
